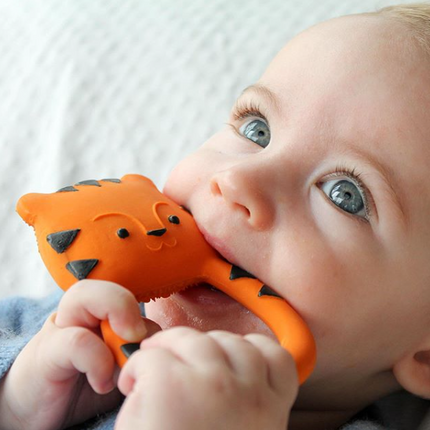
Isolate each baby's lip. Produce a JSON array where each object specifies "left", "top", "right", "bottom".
[
  {"left": 196, "top": 224, "right": 241, "bottom": 268},
  {"left": 196, "top": 224, "right": 283, "bottom": 295}
]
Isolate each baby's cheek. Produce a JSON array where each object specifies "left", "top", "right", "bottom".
[{"left": 163, "top": 154, "right": 204, "bottom": 206}]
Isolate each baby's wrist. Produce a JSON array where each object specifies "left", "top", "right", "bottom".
[{"left": 0, "top": 373, "right": 24, "bottom": 430}]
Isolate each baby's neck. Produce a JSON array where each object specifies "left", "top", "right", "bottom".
[
  {"left": 289, "top": 408, "right": 359, "bottom": 430},
  {"left": 290, "top": 369, "right": 400, "bottom": 429}
]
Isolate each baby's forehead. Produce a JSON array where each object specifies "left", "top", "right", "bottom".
[
  {"left": 278, "top": 15, "right": 420, "bottom": 74},
  {"left": 263, "top": 14, "right": 430, "bottom": 132}
]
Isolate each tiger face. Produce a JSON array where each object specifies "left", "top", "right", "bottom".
[{"left": 17, "top": 174, "right": 217, "bottom": 302}]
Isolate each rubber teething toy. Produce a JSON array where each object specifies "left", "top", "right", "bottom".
[{"left": 16, "top": 174, "right": 316, "bottom": 383}]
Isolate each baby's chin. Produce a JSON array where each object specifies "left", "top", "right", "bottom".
[{"left": 145, "top": 286, "right": 276, "bottom": 339}]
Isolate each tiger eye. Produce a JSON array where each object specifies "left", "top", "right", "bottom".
[
  {"left": 117, "top": 228, "right": 130, "bottom": 239},
  {"left": 168, "top": 215, "right": 180, "bottom": 225}
]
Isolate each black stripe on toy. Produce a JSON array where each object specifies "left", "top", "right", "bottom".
[
  {"left": 56, "top": 186, "right": 78, "bottom": 193},
  {"left": 75, "top": 180, "right": 101, "bottom": 187},
  {"left": 47, "top": 229, "right": 80, "bottom": 254},
  {"left": 258, "top": 285, "right": 282, "bottom": 299},
  {"left": 229, "top": 265, "right": 256, "bottom": 280},
  {"left": 121, "top": 343, "right": 140, "bottom": 358},
  {"left": 66, "top": 259, "right": 98, "bottom": 280},
  {"left": 100, "top": 178, "right": 121, "bottom": 183}
]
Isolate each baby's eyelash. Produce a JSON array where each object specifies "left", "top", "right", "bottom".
[
  {"left": 230, "top": 99, "right": 269, "bottom": 123},
  {"left": 327, "top": 164, "right": 376, "bottom": 222}
]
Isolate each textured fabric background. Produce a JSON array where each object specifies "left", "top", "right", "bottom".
[{"left": 0, "top": 0, "right": 420, "bottom": 298}]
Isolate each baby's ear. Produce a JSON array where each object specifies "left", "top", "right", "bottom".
[{"left": 393, "top": 336, "right": 430, "bottom": 399}]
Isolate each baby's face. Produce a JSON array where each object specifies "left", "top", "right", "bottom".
[{"left": 146, "top": 15, "right": 430, "bottom": 408}]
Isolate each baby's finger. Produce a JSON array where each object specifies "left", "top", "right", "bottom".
[
  {"left": 55, "top": 280, "right": 147, "bottom": 342},
  {"left": 205, "top": 331, "right": 266, "bottom": 381},
  {"left": 118, "top": 347, "right": 181, "bottom": 396},
  {"left": 41, "top": 312, "right": 116, "bottom": 394},
  {"left": 244, "top": 333, "right": 299, "bottom": 398},
  {"left": 139, "top": 326, "right": 229, "bottom": 369}
]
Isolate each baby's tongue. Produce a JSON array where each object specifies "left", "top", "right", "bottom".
[
  {"left": 167, "top": 284, "right": 275, "bottom": 337},
  {"left": 178, "top": 282, "right": 233, "bottom": 303}
]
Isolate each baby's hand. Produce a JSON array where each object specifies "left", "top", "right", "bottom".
[
  {"left": 115, "top": 327, "right": 298, "bottom": 430},
  {"left": 0, "top": 280, "right": 160, "bottom": 430}
]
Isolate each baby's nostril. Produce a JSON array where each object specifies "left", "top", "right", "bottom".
[
  {"left": 235, "top": 203, "right": 251, "bottom": 218},
  {"left": 210, "top": 180, "right": 222, "bottom": 196}
]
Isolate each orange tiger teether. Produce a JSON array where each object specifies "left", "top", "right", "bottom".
[{"left": 16, "top": 174, "right": 316, "bottom": 383}]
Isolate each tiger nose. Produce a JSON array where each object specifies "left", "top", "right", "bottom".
[{"left": 147, "top": 228, "right": 167, "bottom": 237}]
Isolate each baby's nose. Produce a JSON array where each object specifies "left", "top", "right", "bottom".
[{"left": 210, "top": 165, "right": 274, "bottom": 231}]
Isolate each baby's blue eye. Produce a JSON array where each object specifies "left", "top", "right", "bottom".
[
  {"left": 320, "top": 178, "right": 366, "bottom": 217},
  {"left": 239, "top": 119, "right": 271, "bottom": 148}
]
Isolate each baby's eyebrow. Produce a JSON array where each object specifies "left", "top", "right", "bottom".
[{"left": 240, "top": 83, "right": 281, "bottom": 115}]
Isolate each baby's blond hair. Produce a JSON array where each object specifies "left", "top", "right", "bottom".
[{"left": 372, "top": 3, "right": 430, "bottom": 55}]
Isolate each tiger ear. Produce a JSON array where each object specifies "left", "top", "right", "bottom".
[
  {"left": 122, "top": 174, "right": 155, "bottom": 187},
  {"left": 16, "top": 193, "right": 44, "bottom": 227}
]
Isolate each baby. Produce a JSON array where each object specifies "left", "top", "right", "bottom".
[{"left": 1, "top": 3, "right": 430, "bottom": 430}]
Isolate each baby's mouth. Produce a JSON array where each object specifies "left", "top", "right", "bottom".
[
  {"left": 206, "top": 283, "right": 221, "bottom": 293},
  {"left": 189, "top": 281, "right": 226, "bottom": 295},
  {"left": 174, "top": 281, "right": 244, "bottom": 309},
  {"left": 182, "top": 215, "right": 283, "bottom": 305},
  {"left": 169, "top": 281, "right": 276, "bottom": 339}
]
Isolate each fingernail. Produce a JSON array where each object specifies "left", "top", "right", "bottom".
[
  {"left": 135, "top": 319, "right": 148, "bottom": 338},
  {"left": 124, "top": 320, "right": 147, "bottom": 341},
  {"left": 103, "top": 378, "right": 116, "bottom": 394}
]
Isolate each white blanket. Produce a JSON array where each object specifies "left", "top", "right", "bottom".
[{"left": 0, "top": 0, "right": 416, "bottom": 298}]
